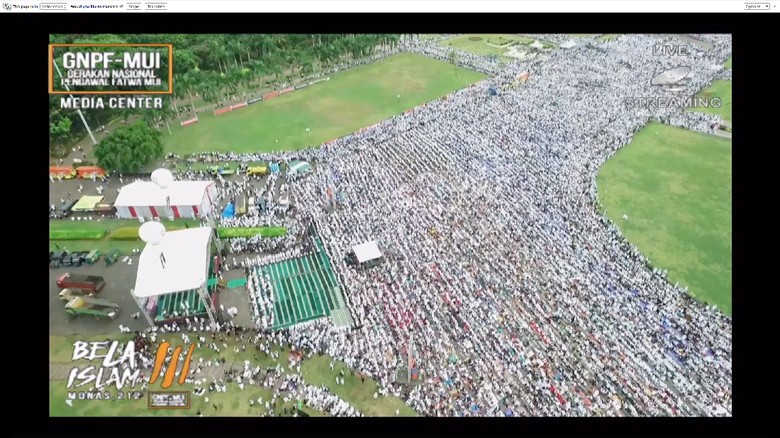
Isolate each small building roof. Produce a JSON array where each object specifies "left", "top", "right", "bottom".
[
  {"left": 133, "top": 227, "right": 213, "bottom": 298},
  {"left": 529, "top": 40, "right": 545, "bottom": 49},
  {"left": 114, "top": 181, "right": 213, "bottom": 207},
  {"left": 289, "top": 161, "right": 311, "bottom": 173},
  {"left": 352, "top": 240, "right": 383, "bottom": 263},
  {"left": 72, "top": 195, "right": 104, "bottom": 212}
]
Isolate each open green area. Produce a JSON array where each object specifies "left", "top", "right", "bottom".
[
  {"left": 691, "top": 80, "right": 732, "bottom": 122},
  {"left": 725, "top": 57, "right": 732, "bottom": 69},
  {"left": 49, "top": 219, "right": 199, "bottom": 255},
  {"left": 302, "top": 355, "right": 416, "bottom": 417},
  {"left": 162, "top": 53, "right": 484, "bottom": 155},
  {"left": 217, "top": 227, "right": 287, "bottom": 238},
  {"left": 50, "top": 219, "right": 199, "bottom": 240},
  {"left": 597, "top": 123, "right": 732, "bottom": 314},
  {"left": 440, "top": 34, "right": 537, "bottom": 58},
  {"left": 49, "top": 220, "right": 287, "bottom": 254},
  {"left": 50, "top": 239, "right": 141, "bottom": 256},
  {"left": 50, "top": 334, "right": 415, "bottom": 416},
  {"left": 597, "top": 34, "right": 620, "bottom": 42}
]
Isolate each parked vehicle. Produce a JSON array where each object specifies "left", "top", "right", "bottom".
[
  {"left": 208, "top": 166, "right": 235, "bottom": 176},
  {"left": 85, "top": 249, "right": 101, "bottom": 264},
  {"left": 58, "top": 287, "right": 97, "bottom": 301},
  {"left": 65, "top": 296, "right": 120, "bottom": 319},
  {"left": 49, "top": 166, "right": 76, "bottom": 180},
  {"left": 105, "top": 249, "right": 119, "bottom": 266},
  {"left": 93, "top": 203, "right": 116, "bottom": 216},
  {"left": 76, "top": 166, "right": 106, "bottom": 179},
  {"left": 50, "top": 250, "right": 68, "bottom": 267},
  {"left": 56, "top": 273, "right": 106, "bottom": 293},
  {"left": 71, "top": 251, "right": 89, "bottom": 264},
  {"left": 59, "top": 199, "right": 78, "bottom": 218},
  {"left": 247, "top": 165, "right": 269, "bottom": 176}
]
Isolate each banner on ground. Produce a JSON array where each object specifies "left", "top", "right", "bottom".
[
  {"left": 279, "top": 87, "right": 295, "bottom": 95},
  {"left": 295, "top": 83, "right": 309, "bottom": 91},
  {"left": 263, "top": 90, "right": 280, "bottom": 101},
  {"left": 181, "top": 117, "right": 199, "bottom": 127},
  {"left": 214, "top": 107, "right": 232, "bottom": 116},
  {"left": 247, "top": 97, "right": 263, "bottom": 105},
  {"left": 231, "top": 101, "right": 248, "bottom": 110},
  {"left": 310, "top": 77, "right": 330, "bottom": 85}
]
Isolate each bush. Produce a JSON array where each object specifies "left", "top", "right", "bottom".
[
  {"left": 217, "top": 227, "right": 287, "bottom": 239},
  {"left": 110, "top": 227, "right": 140, "bottom": 240},
  {"left": 487, "top": 37, "right": 513, "bottom": 46},
  {"left": 49, "top": 229, "right": 106, "bottom": 240}
]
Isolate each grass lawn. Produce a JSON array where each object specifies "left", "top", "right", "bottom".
[
  {"left": 301, "top": 355, "right": 416, "bottom": 417},
  {"left": 691, "top": 80, "right": 732, "bottom": 122},
  {"left": 597, "top": 123, "right": 732, "bottom": 314},
  {"left": 724, "top": 57, "right": 732, "bottom": 69},
  {"left": 49, "top": 219, "right": 200, "bottom": 256},
  {"left": 598, "top": 34, "right": 620, "bottom": 42},
  {"left": 161, "top": 53, "right": 485, "bottom": 155},
  {"left": 50, "top": 334, "right": 415, "bottom": 416},
  {"left": 440, "top": 34, "right": 535, "bottom": 58}
]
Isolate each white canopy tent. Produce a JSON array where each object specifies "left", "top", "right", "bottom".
[
  {"left": 352, "top": 240, "right": 383, "bottom": 264},
  {"left": 133, "top": 227, "right": 212, "bottom": 297},
  {"left": 114, "top": 180, "right": 216, "bottom": 219},
  {"left": 131, "top": 227, "right": 217, "bottom": 328}
]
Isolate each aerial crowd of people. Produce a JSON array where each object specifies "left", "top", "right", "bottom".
[{"left": 236, "top": 34, "right": 732, "bottom": 416}]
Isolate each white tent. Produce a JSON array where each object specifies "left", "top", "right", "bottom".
[
  {"left": 560, "top": 40, "right": 578, "bottom": 49},
  {"left": 352, "top": 241, "right": 383, "bottom": 264},
  {"left": 529, "top": 40, "right": 545, "bottom": 50},
  {"left": 114, "top": 180, "right": 216, "bottom": 219},
  {"left": 133, "top": 227, "right": 213, "bottom": 298}
]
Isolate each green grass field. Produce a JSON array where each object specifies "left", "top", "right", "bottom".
[
  {"left": 50, "top": 334, "right": 414, "bottom": 416},
  {"left": 725, "top": 57, "right": 732, "bottom": 69},
  {"left": 691, "top": 80, "right": 732, "bottom": 122},
  {"left": 49, "top": 219, "right": 200, "bottom": 256},
  {"left": 440, "top": 34, "right": 536, "bottom": 58},
  {"left": 162, "top": 53, "right": 484, "bottom": 155},
  {"left": 597, "top": 123, "right": 732, "bottom": 314}
]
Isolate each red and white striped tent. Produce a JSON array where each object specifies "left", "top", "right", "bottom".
[{"left": 114, "top": 180, "right": 217, "bottom": 219}]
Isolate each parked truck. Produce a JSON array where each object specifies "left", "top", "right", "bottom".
[
  {"left": 65, "top": 296, "right": 120, "bottom": 319},
  {"left": 58, "top": 288, "right": 96, "bottom": 301},
  {"left": 55, "top": 273, "right": 106, "bottom": 294}
]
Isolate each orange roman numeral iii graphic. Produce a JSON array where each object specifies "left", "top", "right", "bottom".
[{"left": 150, "top": 342, "right": 196, "bottom": 389}]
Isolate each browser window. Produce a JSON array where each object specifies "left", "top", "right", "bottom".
[{"left": 1, "top": 0, "right": 769, "bottom": 431}]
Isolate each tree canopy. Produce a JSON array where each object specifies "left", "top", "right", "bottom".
[
  {"left": 93, "top": 121, "right": 164, "bottom": 173},
  {"left": 49, "top": 34, "right": 404, "bottom": 156}
]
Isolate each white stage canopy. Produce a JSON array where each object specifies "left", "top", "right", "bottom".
[{"left": 133, "top": 227, "right": 212, "bottom": 298}]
